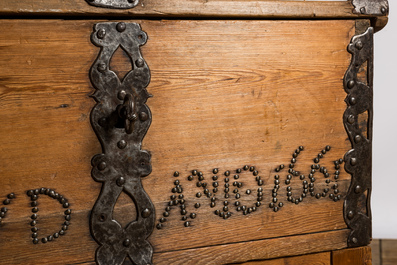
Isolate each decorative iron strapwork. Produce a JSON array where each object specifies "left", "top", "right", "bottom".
[
  {"left": 343, "top": 27, "right": 373, "bottom": 248},
  {"left": 89, "top": 22, "right": 155, "bottom": 265}
]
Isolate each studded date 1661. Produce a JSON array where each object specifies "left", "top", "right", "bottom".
[{"left": 156, "top": 145, "right": 345, "bottom": 230}]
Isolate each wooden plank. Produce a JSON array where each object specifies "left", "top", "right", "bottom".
[
  {"left": 67, "top": 230, "right": 346, "bottom": 265},
  {"left": 332, "top": 246, "right": 372, "bottom": 265},
  {"left": 370, "top": 239, "right": 381, "bottom": 265},
  {"left": 153, "top": 230, "right": 347, "bottom": 265},
  {"left": 381, "top": 239, "right": 397, "bottom": 265},
  {"left": 234, "top": 251, "right": 331, "bottom": 265},
  {"left": 0, "top": 1, "right": 357, "bottom": 19},
  {"left": 0, "top": 19, "right": 355, "bottom": 264}
]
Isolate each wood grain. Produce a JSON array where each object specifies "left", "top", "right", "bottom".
[
  {"left": 233, "top": 252, "right": 331, "bottom": 265},
  {"left": 68, "top": 230, "right": 347, "bottom": 265},
  {"left": 0, "top": 19, "right": 355, "bottom": 264},
  {"left": 332, "top": 246, "right": 372, "bottom": 265},
  {"left": 0, "top": 1, "right": 356, "bottom": 18}
]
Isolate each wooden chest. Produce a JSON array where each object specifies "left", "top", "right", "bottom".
[{"left": 0, "top": 1, "right": 389, "bottom": 264}]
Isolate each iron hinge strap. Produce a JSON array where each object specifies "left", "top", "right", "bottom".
[
  {"left": 343, "top": 27, "right": 374, "bottom": 248},
  {"left": 89, "top": 22, "right": 155, "bottom": 265}
]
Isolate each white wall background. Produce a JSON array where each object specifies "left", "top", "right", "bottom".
[{"left": 373, "top": 1, "right": 397, "bottom": 239}]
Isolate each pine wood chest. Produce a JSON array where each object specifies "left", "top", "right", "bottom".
[{"left": 0, "top": 1, "right": 389, "bottom": 264}]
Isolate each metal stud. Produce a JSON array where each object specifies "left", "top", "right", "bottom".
[
  {"left": 117, "top": 140, "right": 127, "bottom": 149},
  {"left": 116, "top": 177, "right": 125, "bottom": 186},
  {"left": 123, "top": 239, "right": 131, "bottom": 247},
  {"left": 355, "top": 41, "right": 363, "bottom": 50},
  {"left": 347, "top": 80, "right": 355, "bottom": 89},
  {"left": 97, "top": 28, "right": 106, "bottom": 39},
  {"left": 354, "top": 185, "right": 362, "bottom": 194},
  {"left": 141, "top": 208, "right": 151, "bottom": 218},
  {"left": 174, "top": 171, "right": 179, "bottom": 177}
]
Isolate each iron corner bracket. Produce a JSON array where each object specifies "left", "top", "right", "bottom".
[
  {"left": 86, "top": 0, "right": 139, "bottom": 9},
  {"left": 343, "top": 27, "right": 374, "bottom": 248},
  {"left": 89, "top": 22, "right": 155, "bottom": 265}
]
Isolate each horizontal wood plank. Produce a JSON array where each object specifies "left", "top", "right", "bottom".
[
  {"left": 332, "top": 246, "right": 372, "bottom": 265},
  {"left": 0, "top": 19, "right": 355, "bottom": 264},
  {"left": 0, "top": 1, "right": 356, "bottom": 18},
  {"left": 234, "top": 251, "right": 331, "bottom": 265}
]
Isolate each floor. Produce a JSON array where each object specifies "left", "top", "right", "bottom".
[{"left": 371, "top": 239, "right": 397, "bottom": 265}]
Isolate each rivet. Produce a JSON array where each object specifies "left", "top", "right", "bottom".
[
  {"left": 194, "top": 203, "right": 200, "bottom": 208},
  {"left": 156, "top": 223, "right": 162, "bottom": 229},
  {"left": 97, "top": 28, "right": 106, "bottom": 39},
  {"left": 97, "top": 161, "right": 107, "bottom": 171},
  {"left": 141, "top": 208, "right": 151, "bottom": 218},
  {"left": 236, "top": 168, "right": 241, "bottom": 173},
  {"left": 347, "top": 211, "right": 354, "bottom": 220},
  {"left": 135, "top": 58, "right": 144, "bottom": 68},
  {"left": 360, "top": 7, "right": 366, "bottom": 14},
  {"left": 190, "top": 213, "right": 196, "bottom": 219},
  {"left": 116, "top": 177, "right": 125, "bottom": 187},
  {"left": 192, "top": 170, "right": 197, "bottom": 176},
  {"left": 97, "top": 62, "right": 106, "bottom": 72},
  {"left": 354, "top": 185, "right": 362, "bottom": 194},
  {"left": 352, "top": 237, "right": 358, "bottom": 244},
  {"left": 224, "top": 171, "right": 230, "bottom": 176},
  {"left": 213, "top": 168, "right": 218, "bottom": 174},
  {"left": 184, "top": 221, "right": 190, "bottom": 227},
  {"left": 325, "top": 145, "right": 331, "bottom": 151},
  {"left": 347, "top": 115, "right": 355, "bottom": 124},
  {"left": 249, "top": 166, "right": 255, "bottom": 172},
  {"left": 347, "top": 80, "right": 355, "bottom": 89},
  {"left": 174, "top": 171, "right": 179, "bottom": 177},
  {"left": 33, "top": 238, "right": 39, "bottom": 244},
  {"left": 41, "top": 237, "right": 48, "bottom": 243},
  {"left": 63, "top": 202, "right": 70, "bottom": 208},
  {"left": 31, "top": 214, "right": 38, "bottom": 220},
  {"left": 381, "top": 6, "right": 387, "bottom": 14},
  {"left": 117, "top": 90, "right": 126, "bottom": 100},
  {"left": 116, "top": 22, "right": 126, "bottom": 32},
  {"left": 349, "top": 97, "right": 357, "bottom": 105},
  {"left": 243, "top": 165, "right": 249, "bottom": 170},
  {"left": 3, "top": 199, "right": 10, "bottom": 205},
  {"left": 7, "top": 193, "right": 15, "bottom": 199},
  {"left": 117, "top": 140, "right": 127, "bottom": 149},
  {"left": 48, "top": 235, "right": 54, "bottom": 241},
  {"left": 355, "top": 41, "right": 363, "bottom": 50},
  {"left": 123, "top": 238, "right": 131, "bottom": 247},
  {"left": 350, "top": 157, "right": 357, "bottom": 166},
  {"left": 354, "top": 135, "right": 361, "bottom": 143}
]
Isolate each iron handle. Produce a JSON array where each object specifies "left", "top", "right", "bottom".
[{"left": 117, "top": 93, "right": 137, "bottom": 134}]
